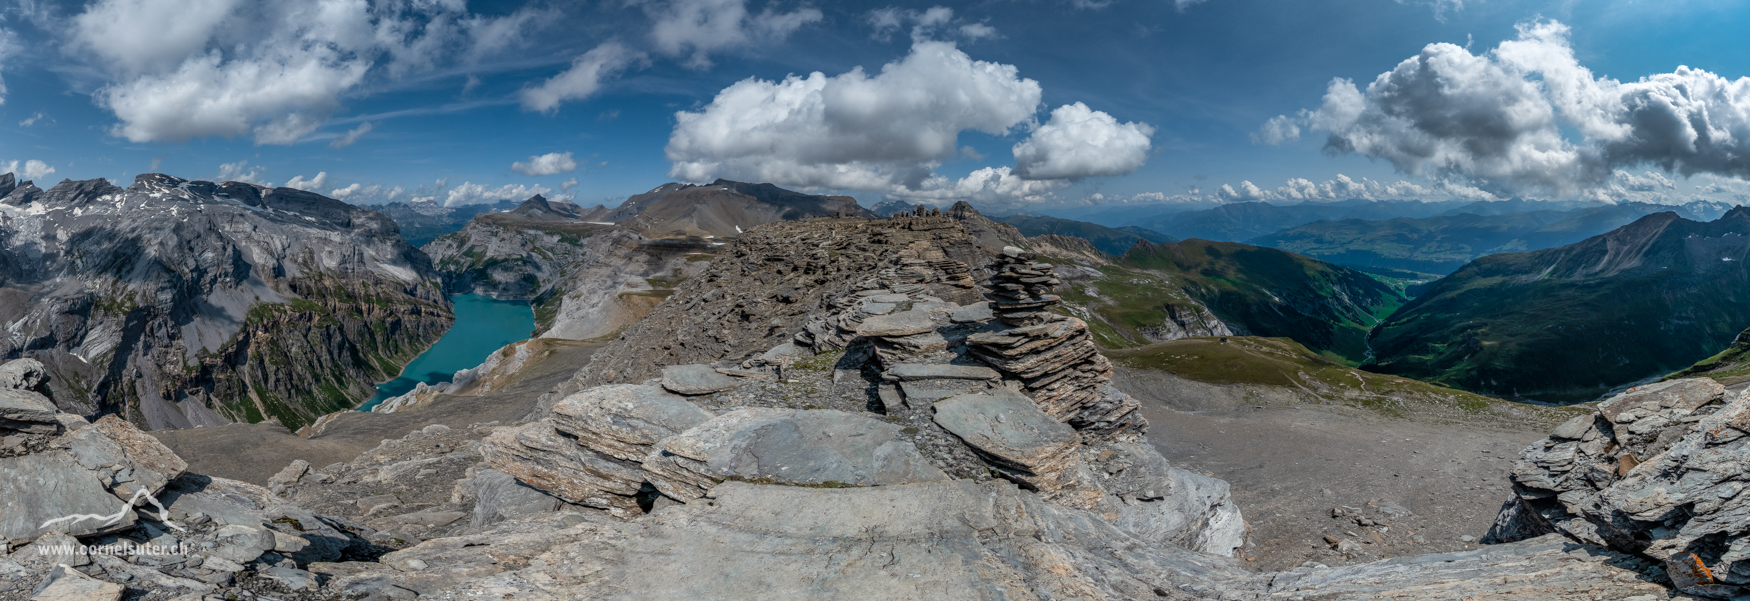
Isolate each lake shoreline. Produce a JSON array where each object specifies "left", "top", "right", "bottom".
[{"left": 356, "top": 293, "right": 535, "bottom": 412}]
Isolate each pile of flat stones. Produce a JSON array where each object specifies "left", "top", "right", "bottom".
[{"left": 969, "top": 247, "right": 1143, "bottom": 438}]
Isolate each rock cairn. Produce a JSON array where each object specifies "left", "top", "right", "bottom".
[{"left": 969, "top": 246, "right": 1143, "bottom": 438}]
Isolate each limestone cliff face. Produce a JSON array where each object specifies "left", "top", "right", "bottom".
[{"left": 0, "top": 173, "right": 451, "bottom": 431}]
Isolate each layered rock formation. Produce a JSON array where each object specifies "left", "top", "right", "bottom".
[
  {"left": 1490, "top": 378, "right": 1750, "bottom": 597},
  {"left": 0, "top": 173, "right": 451, "bottom": 430},
  {"left": 970, "top": 247, "right": 1143, "bottom": 437}
]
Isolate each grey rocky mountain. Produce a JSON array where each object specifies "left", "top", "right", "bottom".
[
  {"left": 0, "top": 196, "right": 1708, "bottom": 600},
  {"left": 0, "top": 173, "right": 451, "bottom": 431},
  {"left": 605, "top": 179, "right": 877, "bottom": 238}
]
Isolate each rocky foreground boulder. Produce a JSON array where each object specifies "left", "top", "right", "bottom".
[
  {"left": 0, "top": 212, "right": 1695, "bottom": 599},
  {"left": 1491, "top": 377, "right": 1750, "bottom": 597}
]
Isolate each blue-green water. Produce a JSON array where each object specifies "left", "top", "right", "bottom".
[{"left": 357, "top": 294, "right": 534, "bottom": 411}]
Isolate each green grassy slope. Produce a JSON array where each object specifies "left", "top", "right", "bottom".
[
  {"left": 1367, "top": 209, "right": 1750, "bottom": 403},
  {"left": 1105, "top": 336, "right": 1582, "bottom": 426},
  {"left": 1666, "top": 327, "right": 1750, "bottom": 387},
  {"left": 1116, "top": 239, "right": 1406, "bottom": 362}
]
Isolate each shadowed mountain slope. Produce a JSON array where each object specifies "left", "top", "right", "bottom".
[{"left": 1367, "top": 208, "right": 1750, "bottom": 402}]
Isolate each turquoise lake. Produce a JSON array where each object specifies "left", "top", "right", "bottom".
[{"left": 357, "top": 294, "right": 534, "bottom": 412}]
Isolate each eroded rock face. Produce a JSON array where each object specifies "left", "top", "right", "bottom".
[{"left": 1490, "top": 378, "right": 1750, "bottom": 595}]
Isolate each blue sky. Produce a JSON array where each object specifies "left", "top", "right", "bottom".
[{"left": 2, "top": 0, "right": 1749, "bottom": 209}]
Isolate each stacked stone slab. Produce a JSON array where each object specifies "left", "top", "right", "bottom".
[
  {"left": 483, "top": 384, "right": 715, "bottom": 517},
  {"left": 968, "top": 246, "right": 1143, "bottom": 438}
]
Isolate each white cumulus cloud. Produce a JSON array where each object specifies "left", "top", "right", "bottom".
[
  {"left": 1251, "top": 114, "right": 1300, "bottom": 145},
  {"left": 1012, "top": 102, "right": 1154, "bottom": 180},
  {"left": 666, "top": 41, "right": 1043, "bottom": 190},
  {"left": 511, "top": 152, "right": 579, "bottom": 176},
  {"left": 284, "top": 172, "right": 328, "bottom": 192},
  {"left": 0, "top": 27, "right": 17, "bottom": 105},
  {"left": 445, "top": 182, "right": 552, "bottom": 206},
  {"left": 642, "top": 0, "right": 823, "bottom": 68},
  {"left": 1274, "top": 19, "right": 1750, "bottom": 199},
  {"left": 330, "top": 183, "right": 406, "bottom": 204},
  {"left": 215, "top": 161, "right": 269, "bottom": 186},
  {"left": 891, "top": 167, "right": 1069, "bottom": 205},
  {"left": 667, "top": 41, "right": 1155, "bottom": 205},
  {"left": 2, "top": 160, "right": 56, "bottom": 181},
  {"left": 72, "top": 0, "right": 540, "bottom": 145},
  {"left": 1215, "top": 174, "right": 1435, "bottom": 203}
]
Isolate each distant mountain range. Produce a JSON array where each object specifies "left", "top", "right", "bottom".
[
  {"left": 371, "top": 198, "right": 521, "bottom": 247},
  {"left": 1251, "top": 202, "right": 1704, "bottom": 275},
  {"left": 1366, "top": 208, "right": 1750, "bottom": 403},
  {"left": 609, "top": 179, "right": 875, "bottom": 238},
  {"left": 994, "top": 214, "right": 1174, "bottom": 255}
]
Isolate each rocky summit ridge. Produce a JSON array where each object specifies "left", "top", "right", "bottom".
[
  {"left": 0, "top": 173, "right": 451, "bottom": 432},
  {"left": 0, "top": 207, "right": 1717, "bottom": 600}
]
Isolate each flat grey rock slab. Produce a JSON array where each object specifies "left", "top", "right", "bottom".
[
  {"left": 932, "top": 389, "right": 1077, "bottom": 472},
  {"left": 30, "top": 565, "right": 124, "bottom": 601},
  {"left": 661, "top": 364, "right": 743, "bottom": 396},
  {"left": 462, "top": 469, "right": 563, "bottom": 529},
  {"left": 0, "top": 388, "right": 58, "bottom": 434},
  {"left": 1597, "top": 378, "right": 1723, "bottom": 424},
  {"left": 859, "top": 301, "right": 897, "bottom": 315},
  {"left": 259, "top": 566, "right": 319, "bottom": 591},
  {"left": 550, "top": 384, "right": 714, "bottom": 461},
  {"left": 863, "top": 294, "right": 912, "bottom": 304},
  {"left": 950, "top": 302, "right": 994, "bottom": 323},
  {"left": 887, "top": 363, "right": 1000, "bottom": 381},
  {"left": 0, "top": 449, "right": 136, "bottom": 544},
  {"left": 876, "top": 384, "right": 904, "bottom": 411},
  {"left": 854, "top": 310, "right": 937, "bottom": 337},
  {"left": 645, "top": 408, "right": 948, "bottom": 501},
  {"left": 899, "top": 381, "right": 981, "bottom": 404}
]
